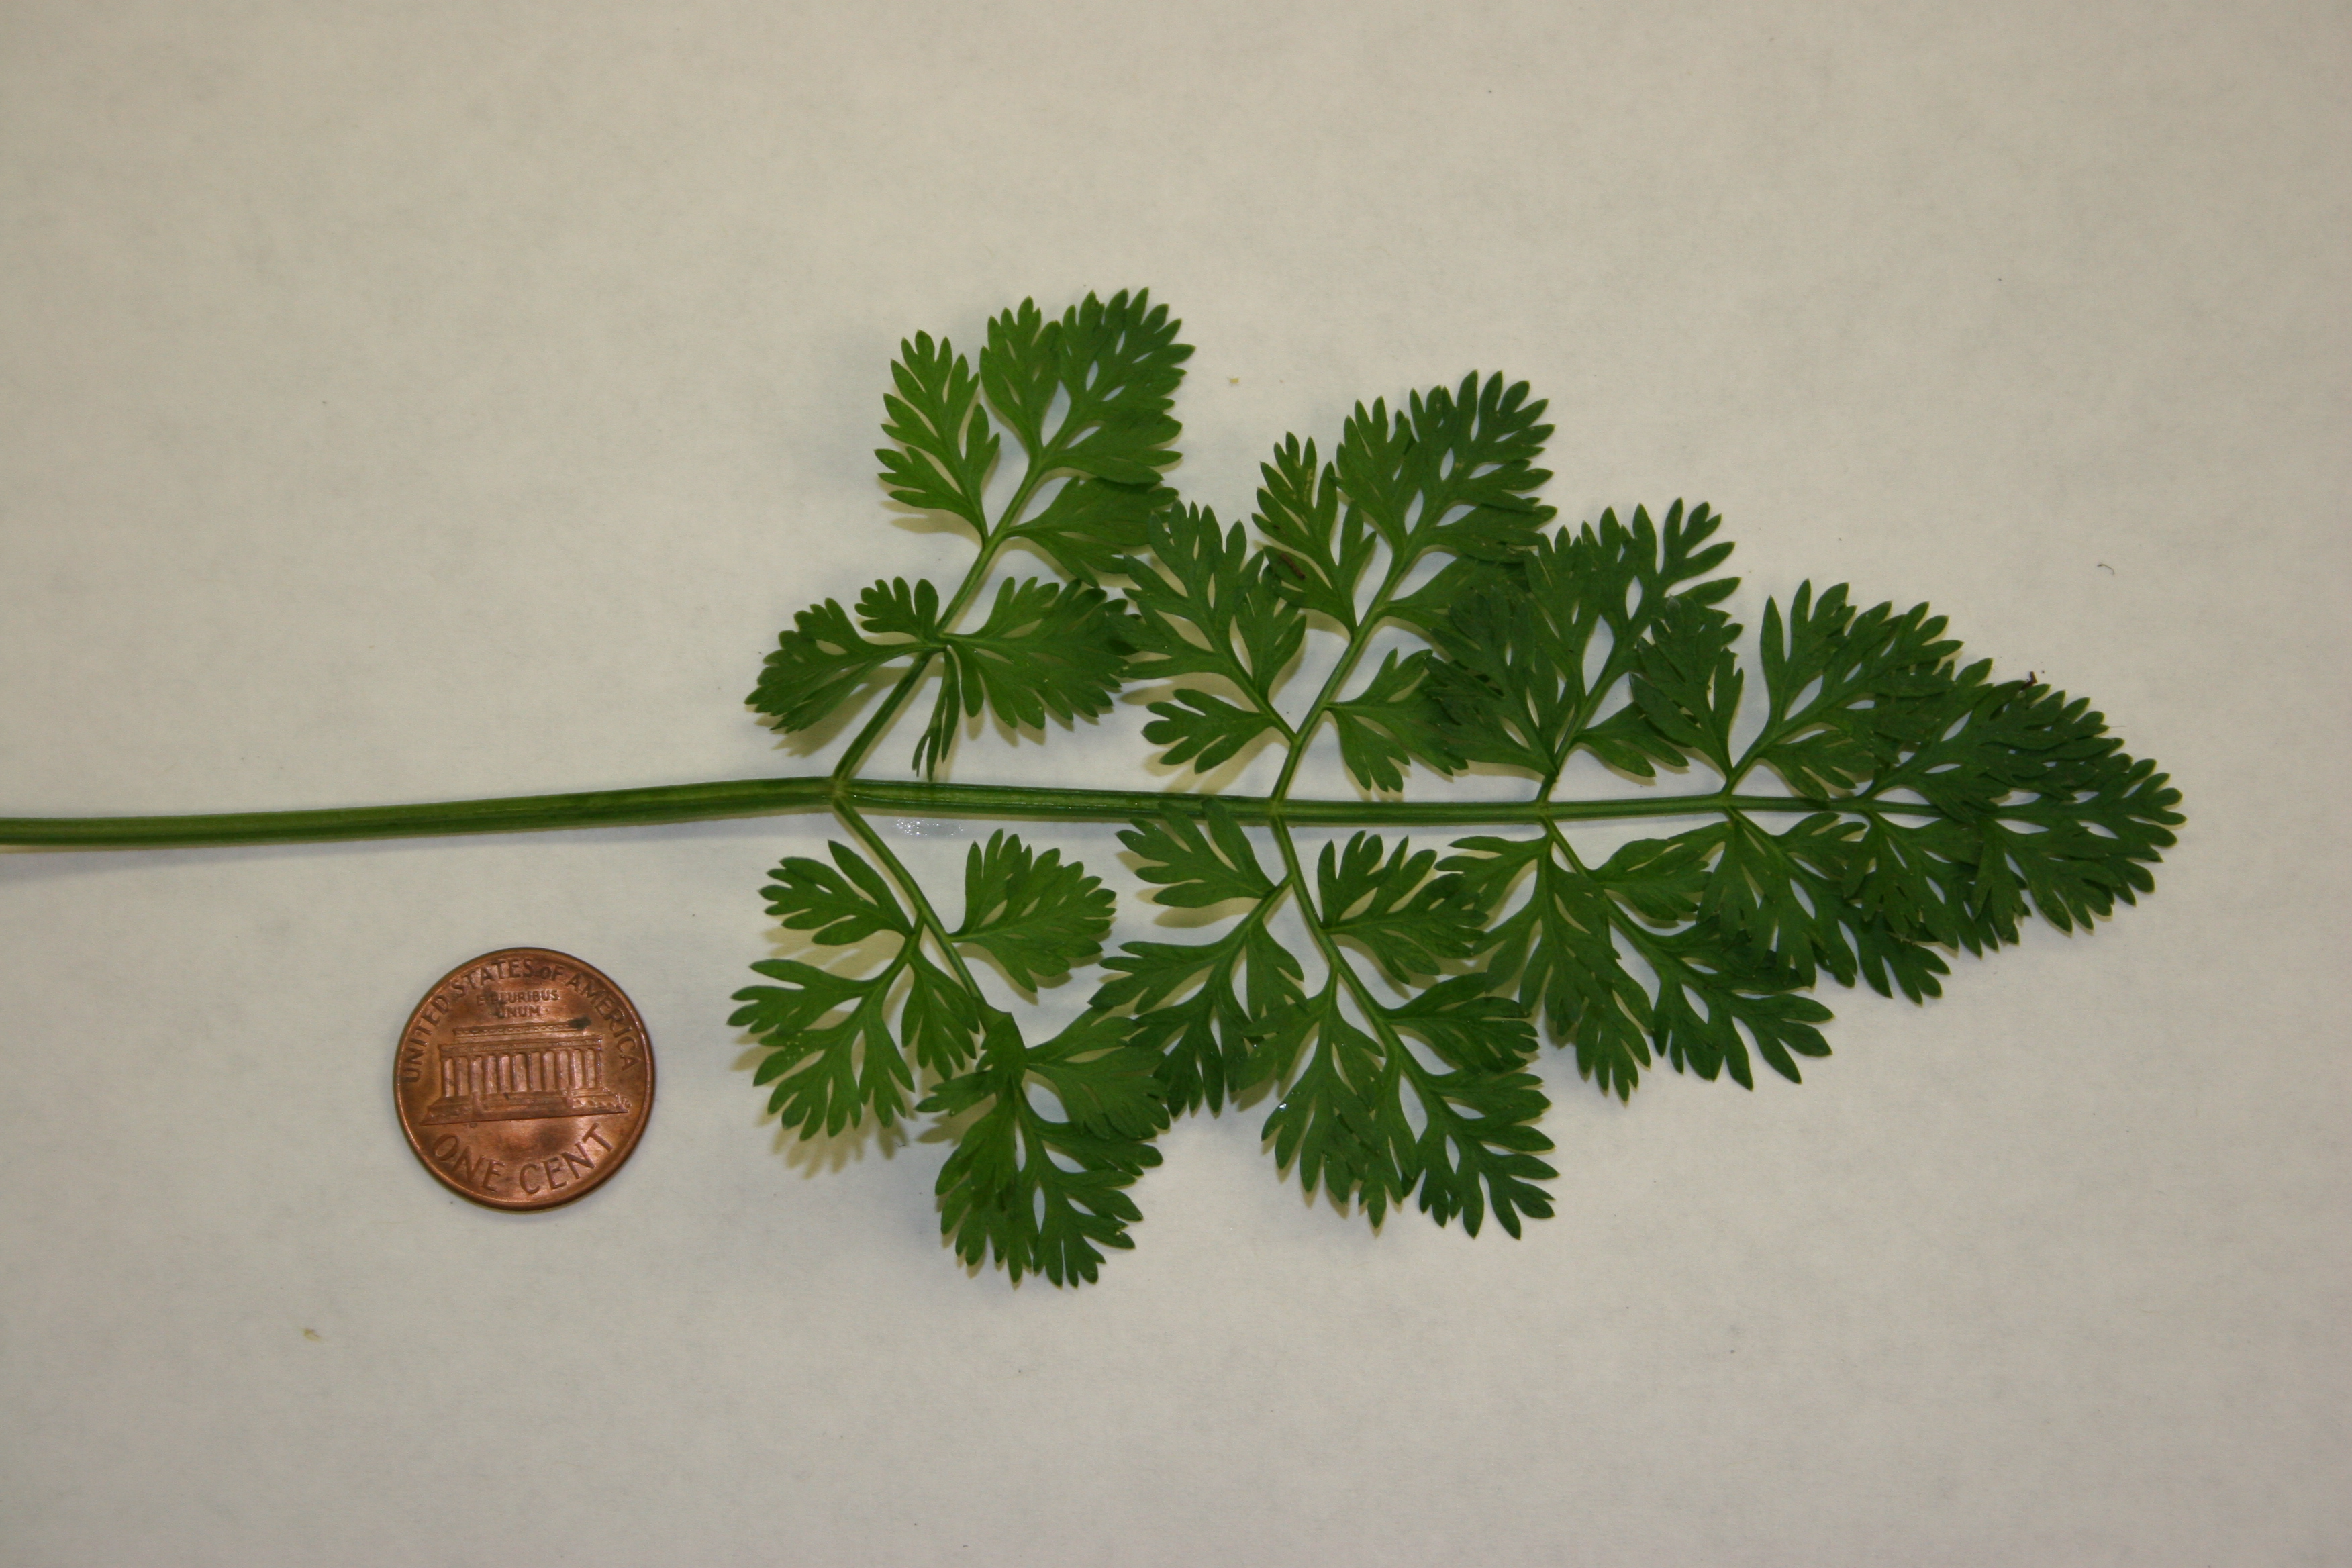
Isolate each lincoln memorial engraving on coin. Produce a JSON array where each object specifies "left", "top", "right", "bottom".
[{"left": 394, "top": 948, "right": 654, "bottom": 1210}]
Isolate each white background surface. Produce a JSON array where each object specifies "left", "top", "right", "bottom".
[{"left": 3, "top": 4, "right": 2347, "bottom": 1563}]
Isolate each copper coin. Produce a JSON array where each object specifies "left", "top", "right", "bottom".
[{"left": 393, "top": 948, "right": 654, "bottom": 1210}]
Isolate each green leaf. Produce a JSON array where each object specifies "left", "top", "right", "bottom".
[
  {"left": 1024, "top": 1010, "right": 1173, "bottom": 1141},
  {"left": 1097, "top": 803, "right": 1300, "bottom": 1114},
  {"left": 1626, "top": 596, "right": 1745, "bottom": 778},
  {"left": 1315, "top": 831, "right": 1486, "bottom": 984},
  {"left": 952, "top": 828, "right": 1116, "bottom": 991},
  {"left": 1141, "top": 690, "right": 1279, "bottom": 774},
  {"left": 915, "top": 577, "right": 1135, "bottom": 776},
  {"left": 1423, "top": 503, "right": 1738, "bottom": 780},
  {"left": 1689, "top": 812, "right": 1859, "bottom": 989},
  {"left": 748, "top": 577, "right": 944, "bottom": 736},
  {"left": 977, "top": 298, "right": 1061, "bottom": 462},
  {"left": 946, "top": 577, "right": 1135, "bottom": 730},
  {"left": 1002, "top": 477, "right": 1173, "bottom": 585},
  {"left": 1046, "top": 289, "right": 1191, "bottom": 483},
  {"left": 983, "top": 290, "right": 1191, "bottom": 485},
  {"left": 1225, "top": 824, "right": 1560, "bottom": 1236},
  {"left": 756, "top": 840, "right": 912, "bottom": 945},
  {"left": 1254, "top": 991, "right": 1407, "bottom": 1222},
  {"left": 877, "top": 332, "right": 998, "bottom": 531},
  {"left": 1332, "top": 373, "right": 1556, "bottom": 561},
  {"left": 1444, "top": 834, "right": 1665, "bottom": 1099},
  {"left": 1387, "top": 975, "right": 1540, "bottom": 1073},
  {"left": 1636, "top": 924, "right": 1836, "bottom": 1089},
  {"left": 1961, "top": 752, "right": 2181, "bottom": 942},
  {"left": 732, "top": 959, "right": 914, "bottom": 1134},
  {"left": 901, "top": 951, "right": 987, "bottom": 1076},
  {"left": 1397, "top": 1062, "right": 1556, "bottom": 1239},
  {"left": 729, "top": 842, "right": 965, "bottom": 1136},
  {"left": 1415, "top": 577, "right": 1559, "bottom": 775},
  {"left": 1330, "top": 649, "right": 1465, "bottom": 793},
  {"left": 852, "top": 576, "right": 945, "bottom": 642},
  {"left": 1255, "top": 434, "right": 1377, "bottom": 629},
  {"left": 1095, "top": 915, "right": 1303, "bottom": 1116},
  {"left": 727, "top": 308, "right": 2185, "bottom": 1285},
  {"left": 1747, "top": 583, "right": 1964, "bottom": 797},
  {"left": 1863, "top": 679, "right": 2182, "bottom": 947},
  {"left": 1121, "top": 503, "right": 1303, "bottom": 773},
  {"left": 1116, "top": 801, "right": 1281, "bottom": 909},
  {"left": 924, "top": 1010, "right": 1168, "bottom": 1286},
  {"left": 1251, "top": 976, "right": 1555, "bottom": 1236}
]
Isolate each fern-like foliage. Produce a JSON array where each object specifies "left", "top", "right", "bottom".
[{"left": 740, "top": 290, "right": 2182, "bottom": 1287}]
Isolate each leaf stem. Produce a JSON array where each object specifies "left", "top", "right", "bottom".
[
  {"left": 829, "top": 443, "right": 1056, "bottom": 783},
  {"left": 1267, "top": 815, "right": 1416, "bottom": 1208},
  {"left": 833, "top": 799, "right": 988, "bottom": 1000},
  {"left": 0, "top": 780, "right": 1931, "bottom": 850},
  {"left": 1266, "top": 544, "right": 1418, "bottom": 802},
  {"left": 833, "top": 654, "right": 939, "bottom": 784}
]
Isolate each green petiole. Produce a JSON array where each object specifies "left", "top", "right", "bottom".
[{"left": 0, "top": 780, "right": 1944, "bottom": 852}]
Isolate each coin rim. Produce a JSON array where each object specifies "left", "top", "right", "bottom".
[{"left": 393, "top": 946, "right": 655, "bottom": 1212}]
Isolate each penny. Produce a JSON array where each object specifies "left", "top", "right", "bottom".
[{"left": 393, "top": 948, "right": 654, "bottom": 1210}]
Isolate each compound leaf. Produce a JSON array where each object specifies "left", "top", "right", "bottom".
[
  {"left": 877, "top": 332, "right": 998, "bottom": 532},
  {"left": 924, "top": 1010, "right": 1167, "bottom": 1286},
  {"left": 1003, "top": 476, "right": 1175, "bottom": 585},
  {"left": 1121, "top": 503, "right": 1304, "bottom": 772},
  {"left": 749, "top": 577, "right": 945, "bottom": 736},
  {"left": 1256, "top": 434, "right": 1377, "bottom": 629},
  {"left": 952, "top": 828, "right": 1116, "bottom": 991},
  {"left": 1334, "top": 373, "right": 1556, "bottom": 562},
  {"left": 734, "top": 305, "right": 2184, "bottom": 1287},
  {"left": 1330, "top": 649, "right": 1465, "bottom": 793},
  {"left": 1315, "top": 831, "right": 1487, "bottom": 984},
  {"left": 916, "top": 577, "right": 1135, "bottom": 775}
]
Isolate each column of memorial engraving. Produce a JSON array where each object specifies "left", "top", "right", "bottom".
[{"left": 422, "top": 1020, "right": 630, "bottom": 1125}]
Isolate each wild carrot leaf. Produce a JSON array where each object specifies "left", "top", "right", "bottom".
[
  {"left": 916, "top": 578, "right": 1135, "bottom": 776},
  {"left": 1120, "top": 503, "right": 1303, "bottom": 771},
  {"left": 923, "top": 1010, "right": 1167, "bottom": 1285},
  {"left": 748, "top": 578, "right": 942, "bottom": 735},
  {"left": 1095, "top": 804, "right": 1300, "bottom": 1113},
  {"left": 877, "top": 332, "right": 997, "bottom": 532},
  {"left": 952, "top": 828, "right": 1116, "bottom": 991},
  {"left": 729, "top": 290, "right": 2182, "bottom": 1285},
  {"left": 1002, "top": 477, "right": 1174, "bottom": 585},
  {"left": 1329, "top": 650, "right": 1464, "bottom": 793}
]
